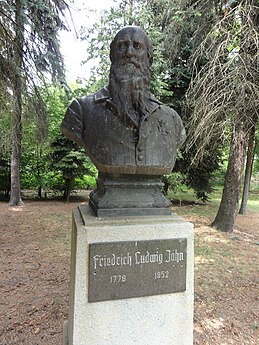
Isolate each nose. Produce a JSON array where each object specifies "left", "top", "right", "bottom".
[{"left": 125, "top": 45, "right": 134, "bottom": 58}]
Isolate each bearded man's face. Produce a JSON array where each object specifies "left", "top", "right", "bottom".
[
  {"left": 110, "top": 28, "right": 150, "bottom": 82},
  {"left": 109, "top": 27, "right": 152, "bottom": 124}
]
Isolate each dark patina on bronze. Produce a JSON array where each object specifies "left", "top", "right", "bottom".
[
  {"left": 88, "top": 238, "right": 187, "bottom": 302},
  {"left": 61, "top": 26, "right": 186, "bottom": 216}
]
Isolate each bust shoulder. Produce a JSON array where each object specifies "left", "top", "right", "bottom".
[
  {"left": 75, "top": 87, "right": 110, "bottom": 111},
  {"left": 154, "top": 103, "right": 186, "bottom": 148}
]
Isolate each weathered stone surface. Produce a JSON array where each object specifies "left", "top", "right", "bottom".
[
  {"left": 65, "top": 206, "right": 194, "bottom": 345},
  {"left": 89, "top": 173, "right": 171, "bottom": 216},
  {"left": 89, "top": 238, "right": 187, "bottom": 302}
]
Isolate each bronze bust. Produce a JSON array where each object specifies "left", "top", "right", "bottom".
[{"left": 61, "top": 26, "right": 186, "bottom": 216}]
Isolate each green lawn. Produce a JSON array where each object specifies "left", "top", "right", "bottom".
[{"left": 169, "top": 185, "right": 259, "bottom": 218}]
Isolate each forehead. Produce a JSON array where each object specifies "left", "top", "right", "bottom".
[{"left": 115, "top": 29, "right": 147, "bottom": 44}]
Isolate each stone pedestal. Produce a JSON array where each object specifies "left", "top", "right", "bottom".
[
  {"left": 89, "top": 173, "right": 171, "bottom": 217},
  {"left": 64, "top": 205, "right": 194, "bottom": 345}
]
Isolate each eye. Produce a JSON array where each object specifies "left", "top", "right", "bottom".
[
  {"left": 117, "top": 42, "right": 124, "bottom": 50},
  {"left": 133, "top": 42, "right": 142, "bottom": 49},
  {"left": 117, "top": 40, "right": 129, "bottom": 51}
]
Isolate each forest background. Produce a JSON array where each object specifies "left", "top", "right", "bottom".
[{"left": 0, "top": 0, "right": 258, "bottom": 233}]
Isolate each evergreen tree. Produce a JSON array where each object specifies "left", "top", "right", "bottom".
[
  {"left": 0, "top": 0, "right": 69, "bottom": 205},
  {"left": 187, "top": 0, "right": 259, "bottom": 231},
  {"left": 51, "top": 134, "right": 96, "bottom": 201}
]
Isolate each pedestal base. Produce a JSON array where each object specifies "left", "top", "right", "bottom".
[
  {"left": 64, "top": 205, "right": 194, "bottom": 345},
  {"left": 89, "top": 173, "right": 171, "bottom": 217}
]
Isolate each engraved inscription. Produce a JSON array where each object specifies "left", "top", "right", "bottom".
[
  {"left": 93, "top": 253, "right": 132, "bottom": 270},
  {"left": 109, "top": 275, "right": 127, "bottom": 283},
  {"left": 155, "top": 270, "right": 169, "bottom": 279},
  {"left": 88, "top": 239, "right": 187, "bottom": 302}
]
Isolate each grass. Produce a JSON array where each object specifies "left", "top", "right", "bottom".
[{"left": 169, "top": 185, "right": 259, "bottom": 218}]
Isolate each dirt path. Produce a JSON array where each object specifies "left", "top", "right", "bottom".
[
  {"left": 0, "top": 199, "right": 76, "bottom": 345},
  {"left": 180, "top": 207, "right": 259, "bottom": 345},
  {"left": 0, "top": 199, "right": 258, "bottom": 344}
]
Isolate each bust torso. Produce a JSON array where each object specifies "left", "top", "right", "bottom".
[{"left": 61, "top": 87, "right": 186, "bottom": 175}]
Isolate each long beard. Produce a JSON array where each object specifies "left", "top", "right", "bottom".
[{"left": 109, "top": 60, "right": 151, "bottom": 127}]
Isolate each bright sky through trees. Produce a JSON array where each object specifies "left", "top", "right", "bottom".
[{"left": 60, "top": 0, "right": 114, "bottom": 80}]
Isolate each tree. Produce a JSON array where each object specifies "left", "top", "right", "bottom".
[
  {"left": 239, "top": 122, "right": 257, "bottom": 214},
  {"left": 0, "top": 154, "right": 10, "bottom": 198},
  {"left": 20, "top": 84, "right": 70, "bottom": 197},
  {"left": 51, "top": 134, "right": 96, "bottom": 201},
  {"left": 0, "top": 0, "right": 69, "bottom": 205},
  {"left": 9, "top": 0, "right": 24, "bottom": 206},
  {"left": 187, "top": 0, "right": 259, "bottom": 231},
  {"left": 156, "top": 0, "right": 225, "bottom": 201}
]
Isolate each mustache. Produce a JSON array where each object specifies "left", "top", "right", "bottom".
[
  {"left": 109, "top": 60, "right": 151, "bottom": 86},
  {"left": 116, "top": 58, "right": 141, "bottom": 69},
  {"left": 125, "top": 58, "right": 141, "bottom": 69}
]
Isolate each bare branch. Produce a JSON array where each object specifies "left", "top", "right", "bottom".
[{"left": 186, "top": 0, "right": 259, "bottom": 163}]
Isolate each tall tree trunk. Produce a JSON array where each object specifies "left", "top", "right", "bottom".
[
  {"left": 211, "top": 121, "right": 247, "bottom": 232},
  {"left": 8, "top": 0, "right": 24, "bottom": 206},
  {"left": 64, "top": 178, "right": 73, "bottom": 202},
  {"left": 37, "top": 145, "right": 42, "bottom": 198},
  {"left": 239, "top": 124, "right": 256, "bottom": 214}
]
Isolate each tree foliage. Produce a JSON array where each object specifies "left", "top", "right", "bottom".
[
  {"left": 187, "top": 0, "right": 258, "bottom": 160},
  {"left": 186, "top": 0, "right": 259, "bottom": 231},
  {"left": 0, "top": 0, "right": 69, "bottom": 205},
  {"left": 154, "top": 0, "right": 226, "bottom": 201},
  {"left": 51, "top": 133, "right": 97, "bottom": 201},
  {"left": 0, "top": 0, "right": 68, "bottom": 85}
]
